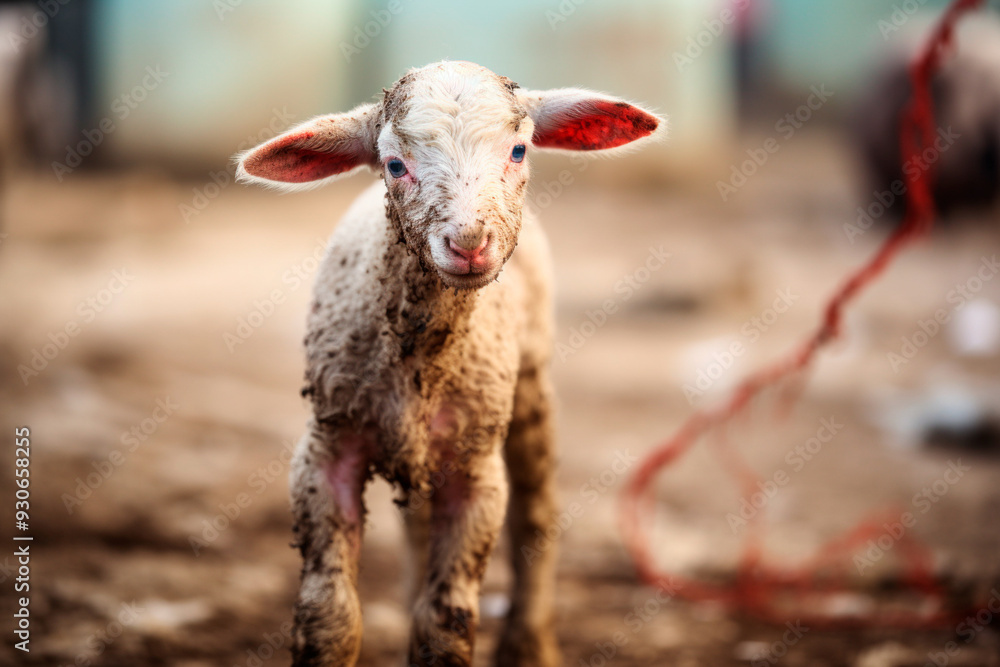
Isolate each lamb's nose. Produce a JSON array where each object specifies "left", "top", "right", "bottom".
[{"left": 448, "top": 236, "right": 489, "bottom": 261}]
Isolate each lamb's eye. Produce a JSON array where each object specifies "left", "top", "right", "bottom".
[
  {"left": 387, "top": 158, "right": 407, "bottom": 178},
  {"left": 511, "top": 144, "right": 526, "bottom": 163}
]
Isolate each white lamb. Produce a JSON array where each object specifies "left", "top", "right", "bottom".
[{"left": 237, "top": 60, "right": 662, "bottom": 667}]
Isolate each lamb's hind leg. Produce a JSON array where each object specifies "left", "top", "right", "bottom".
[
  {"left": 496, "top": 366, "right": 561, "bottom": 667},
  {"left": 289, "top": 423, "right": 370, "bottom": 667},
  {"left": 402, "top": 489, "right": 432, "bottom": 608},
  {"left": 408, "top": 450, "right": 508, "bottom": 667}
]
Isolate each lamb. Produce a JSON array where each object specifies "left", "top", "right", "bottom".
[{"left": 236, "top": 60, "right": 662, "bottom": 667}]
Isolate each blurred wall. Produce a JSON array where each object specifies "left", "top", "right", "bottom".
[
  {"left": 95, "top": 0, "right": 356, "bottom": 170},
  {"left": 763, "top": 0, "right": 962, "bottom": 92},
  {"left": 90, "top": 0, "right": 736, "bottom": 178},
  {"left": 83, "top": 0, "right": 1000, "bottom": 176},
  {"left": 363, "top": 0, "right": 735, "bottom": 178}
]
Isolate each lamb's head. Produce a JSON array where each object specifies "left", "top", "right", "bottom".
[{"left": 237, "top": 61, "right": 664, "bottom": 289}]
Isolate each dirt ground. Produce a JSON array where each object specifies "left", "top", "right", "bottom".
[{"left": 1, "top": 132, "right": 999, "bottom": 666}]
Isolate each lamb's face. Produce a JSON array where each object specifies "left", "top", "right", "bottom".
[
  {"left": 237, "top": 62, "right": 664, "bottom": 289},
  {"left": 377, "top": 62, "right": 534, "bottom": 290}
]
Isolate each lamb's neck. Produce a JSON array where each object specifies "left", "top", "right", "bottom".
[{"left": 383, "top": 241, "right": 478, "bottom": 337}]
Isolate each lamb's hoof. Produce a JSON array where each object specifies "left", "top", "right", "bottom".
[{"left": 494, "top": 626, "right": 560, "bottom": 667}]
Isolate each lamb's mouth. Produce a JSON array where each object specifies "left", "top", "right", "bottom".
[{"left": 435, "top": 267, "right": 497, "bottom": 290}]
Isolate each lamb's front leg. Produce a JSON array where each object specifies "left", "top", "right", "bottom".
[
  {"left": 289, "top": 424, "right": 370, "bottom": 667},
  {"left": 408, "top": 450, "right": 508, "bottom": 667}
]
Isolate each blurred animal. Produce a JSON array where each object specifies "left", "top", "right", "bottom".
[
  {"left": 852, "top": 17, "right": 1000, "bottom": 222},
  {"left": 236, "top": 61, "right": 662, "bottom": 667}
]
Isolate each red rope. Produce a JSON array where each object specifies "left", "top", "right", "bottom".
[{"left": 620, "top": 0, "right": 988, "bottom": 629}]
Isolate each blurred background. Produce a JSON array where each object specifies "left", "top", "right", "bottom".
[{"left": 1, "top": 1, "right": 999, "bottom": 665}]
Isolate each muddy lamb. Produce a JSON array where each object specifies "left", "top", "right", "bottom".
[{"left": 236, "top": 60, "right": 663, "bottom": 667}]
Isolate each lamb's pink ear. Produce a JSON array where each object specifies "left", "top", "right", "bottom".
[
  {"left": 517, "top": 88, "right": 663, "bottom": 152},
  {"left": 236, "top": 104, "right": 379, "bottom": 189}
]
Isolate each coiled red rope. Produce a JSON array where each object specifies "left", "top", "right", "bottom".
[{"left": 620, "top": 0, "right": 988, "bottom": 629}]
